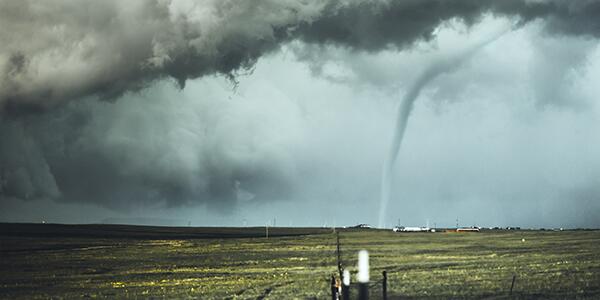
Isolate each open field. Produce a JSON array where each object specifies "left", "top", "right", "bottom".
[{"left": 1, "top": 224, "right": 600, "bottom": 299}]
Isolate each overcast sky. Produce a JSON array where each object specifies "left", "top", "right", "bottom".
[{"left": 1, "top": 1, "right": 600, "bottom": 228}]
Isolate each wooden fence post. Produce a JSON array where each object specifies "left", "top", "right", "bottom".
[
  {"left": 331, "top": 275, "right": 338, "bottom": 300},
  {"left": 382, "top": 270, "right": 387, "bottom": 300}
]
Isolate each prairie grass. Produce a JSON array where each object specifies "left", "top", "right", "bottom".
[{"left": 1, "top": 225, "right": 599, "bottom": 299}]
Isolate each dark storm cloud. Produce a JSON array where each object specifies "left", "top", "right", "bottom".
[
  {"left": 293, "top": 0, "right": 600, "bottom": 52},
  {"left": 3, "top": 0, "right": 600, "bottom": 112},
  {"left": 2, "top": 0, "right": 600, "bottom": 212},
  {"left": 0, "top": 0, "right": 325, "bottom": 112}
]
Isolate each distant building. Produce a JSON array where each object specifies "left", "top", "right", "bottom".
[
  {"left": 393, "top": 226, "right": 433, "bottom": 232},
  {"left": 353, "top": 224, "right": 371, "bottom": 229}
]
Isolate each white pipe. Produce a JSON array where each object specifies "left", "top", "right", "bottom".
[
  {"left": 343, "top": 269, "right": 351, "bottom": 286},
  {"left": 357, "top": 250, "right": 369, "bottom": 283}
]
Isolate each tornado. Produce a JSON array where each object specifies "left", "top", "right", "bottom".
[{"left": 378, "top": 26, "right": 511, "bottom": 228}]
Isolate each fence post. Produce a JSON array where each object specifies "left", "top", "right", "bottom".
[
  {"left": 382, "top": 270, "right": 387, "bottom": 300},
  {"left": 342, "top": 269, "right": 350, "bottom": 300},
  {"left": 331, "top": 275, "right": 338, "bottom": 300},
  {"left": 510, "top": 274, "right": 516, "bottom": 296},
  {"left": 357, "top": 250, "right": 369, "bottom": 300},
  {"left": 336, "top": 231, "right": 343, "bottom": 279}
]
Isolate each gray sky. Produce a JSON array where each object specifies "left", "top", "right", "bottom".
[{"left": 1, "top": 1, "right": 600, "bottom": 228}]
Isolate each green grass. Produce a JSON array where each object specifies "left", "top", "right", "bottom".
[{"left": 1, "top": 224, "right": 599, "bottom": 299}]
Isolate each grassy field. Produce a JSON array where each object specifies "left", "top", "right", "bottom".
[{"left": 1, "top": 224, "right": 599, "bottom": 299}]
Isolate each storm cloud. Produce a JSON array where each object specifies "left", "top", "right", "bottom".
[
  {"left": 1, "top": 0, "right": 600, "bottom": 226},
  {"left": 3, "top": 0, "right": 600, "bottom": 111}
]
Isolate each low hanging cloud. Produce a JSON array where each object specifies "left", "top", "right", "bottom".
[
  {"left": 1, "top": 82, "right": 306, "bottom": 210},
  {"left": 2, "top": 0, "right": 600, "bottom": 214}
]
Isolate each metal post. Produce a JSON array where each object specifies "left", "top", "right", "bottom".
[
  {"left": 357, "top": 250, "right": 369, "bottom": 300},
  {"left": 336, "top": 231, "right": 343, "bottom": 278},
  {"left": 382, "top": 271, "right": 387, "bottom": 300},
  {"left": 342, "top": 269, "right": 350, "bottom": 300}
]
